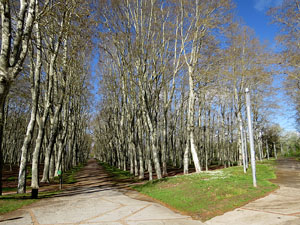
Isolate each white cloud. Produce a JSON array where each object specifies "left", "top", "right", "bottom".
[{"left": 254, "top": 0, "right": 283, "bottom": 11}]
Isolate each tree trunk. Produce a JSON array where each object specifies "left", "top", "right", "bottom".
[
  {"left": 273, "top": 142, "right": 277, "bottom": 159},
  {"left": 238, "top": 116, "right": 246, "bottom": 173},
  {"left": 130, "top": 146, "right": 134, "bottom": 175},
  {"left": 149, "top": 126, "right": 162, "bottom": 179},
  {"left": 49, "top": 149, "right": 55, "bottom": 180},
  {"left": 17, "top": 91, "right": 37, "bottom": 193},
  {"left": 31, "top": 112, "right": 48, "bottom": 189},
  {"left": 55, "top": 138, "right": 64, "bottom": 176},
  {"left": 146, "top": 137, "right": 153, "bottom": 181},
  {"left": 17, "top": 38, "right": 41, "bottom": 193},
  {"left": 183, "top": 141, "right": 189, "bottom": 174},
  {"left": 137, "top": 116, "right": 144, "bottom": 179},
  {"left": 54, "top": 104, "right": 68, "bottom": 177},
  {"left": 140, "top": 89, "right": 162, "bottom": 179},
  {"left": 185, "top": 67, "right": 201, "bottom": 173},
  {"left": 162, "top": 110, "right": 168, "bottom": 176},
  {"left": 0, "top": 78, "right": 10, "bottom": 195},
  {"left": 41, "top": 103, "right": 62, "bottom": 182}
]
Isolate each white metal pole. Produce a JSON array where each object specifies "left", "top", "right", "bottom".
[{"left": 245, "top": 88, "right": 257, "bottom": 187}]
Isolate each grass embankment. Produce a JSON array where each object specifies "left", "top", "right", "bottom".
[
  {"left": 133, "top": 160, "right": 278, "bottom": 221},
  {"left": 0, "top": 163, "right": 85, "bottom": 215}
]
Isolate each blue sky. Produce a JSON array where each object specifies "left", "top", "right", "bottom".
[
  {"left": 234, "top": 0, "right": 297, "bottom": 132},
  {"left": 234, "top": 0, "right": 281, "bottom": 43}
]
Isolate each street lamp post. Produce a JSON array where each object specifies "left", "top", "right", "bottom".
[{"left": 245, "top": 88, "right": 257, "bottom": 187}]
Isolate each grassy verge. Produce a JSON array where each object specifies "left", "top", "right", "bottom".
[
  {"left": 0, "top": 196, "right": 37, "bottom": 215},
  {"left": 0, "top": 163, "right": 86, "bottom": 215},
  {"left": 0, "top": 190, "right": 62, "bottom": 215},
  {"left": 98, "top": 161, "right": 135, "bottom": 181},
  {"left": 0, "top": 189, "right": 65, "bottom": 214},
  {"left": 133, "top": 161, "right": 278, "bottom": 221}
]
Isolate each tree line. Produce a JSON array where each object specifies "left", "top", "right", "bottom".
[
  {"left": 0, "top": 0, "right": 94, "bottom": 195},
  {"left": 0, "top": 0, "right": 298, "bottom": 195},
  {"left": 92, "top": 0, "right": 298, "bottom": 180}
]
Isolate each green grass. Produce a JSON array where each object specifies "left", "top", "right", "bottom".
[
  {"left": 0, "top": 163, "right": 86, "bottom": 215},
  {"left": 2, "top": 187, "right": 20, "bottom": 192},
  {"left": 0, "top": 190, "right": 62, "bottom": 214},
  {"left": 133, "top": 161, "right": 278, "bottom": 221},
  {"left": 283, "top": 147, "right": 300, "bottom": 159},
  {"left": 98, "top": 161, "right": 135, "bottom": 180},
  {"left": 257, "top": 158, "right": 277, "bottom": 165},
  {"left": 287, "top": 152, "right": 300, "bottom": 159},
  {"left": 0, "top": 196, "right": 37, "bottom": 214},
  {"left": 6, "top": 176, "right": 18, "bottom": 182}
]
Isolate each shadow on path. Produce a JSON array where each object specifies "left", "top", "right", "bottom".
[{"left": 46, "top": 158, "right": 138, "bottom": 199}]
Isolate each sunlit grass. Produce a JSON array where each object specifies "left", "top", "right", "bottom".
[{"left": 133, "top": 161, "right": 278, "bottom": 221}]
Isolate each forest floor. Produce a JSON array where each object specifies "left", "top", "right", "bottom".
[
  {"left": 0, "top": 158, "right": 299, "bottom": 225},
  {"left": 1, "top": 162, "right": 85, "bottom": 195},
  {"left": 0, "top": 163, "right": 85, "bottom": 215},
  {"left": 1, "top": 164, "right": 59, "bottom": 194}
]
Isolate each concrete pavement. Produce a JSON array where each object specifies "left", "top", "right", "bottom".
[{"left": 205, "top": 186, "right": 300, "bottom": 225}]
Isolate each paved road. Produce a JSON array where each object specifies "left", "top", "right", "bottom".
[
  {"left": 0, "top": 159, "right": 203, "bottom": 225},
  {"left": 0, "top": 158, "right": 299, "bottom": 225},
  {"left": 205, "top": 158, "right": 300, "bottom": 225}
]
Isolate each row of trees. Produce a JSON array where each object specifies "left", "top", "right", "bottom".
[
  {"left": 92, "top": 0, "right": 280, "bottom": 180},
  {"left": 1, "top": 0, "right": 297, "bottom": 195},
  {"left": 0, "top": 0, "right": 94, "bottom": 195}
]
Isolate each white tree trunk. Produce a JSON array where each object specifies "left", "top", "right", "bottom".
[
  {"left": 17, "top": 51, "right": 40, "bottom": 193},
  {"left": 185, "top": 67, "right": 201, "bottom": 173}
]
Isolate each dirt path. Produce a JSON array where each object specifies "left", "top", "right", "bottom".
[
  {"left": 272, "top": 158, "right": 300, "bottom": 189},
  {"left": 205, "top": 158, "right": 300, "bottom": 225},
  {"left": 0, "top": 159, "right": 203, "bottom": 225}
]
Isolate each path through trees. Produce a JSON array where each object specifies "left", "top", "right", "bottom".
[{"left": 0, "top": 0, "right": 297, "bottom": 196}]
